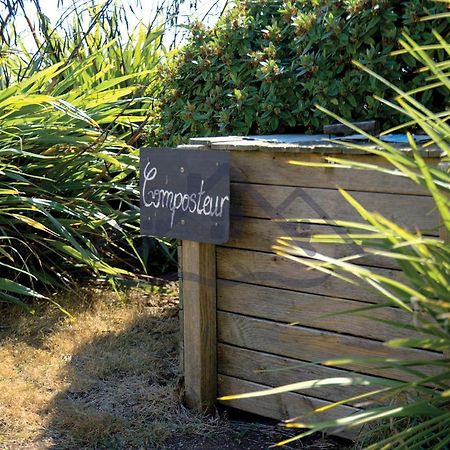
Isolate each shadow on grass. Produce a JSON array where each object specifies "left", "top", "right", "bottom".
[
  {"left": 45, "top": 318, "right": 180, "bottom": 448},
  {"left": 0, "top": 284, "right": 222, "bottom": 450},
  {"left": 38, "top": 290, "right": 221, "bottom": 449}
]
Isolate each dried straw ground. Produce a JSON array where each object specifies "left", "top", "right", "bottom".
[
  {"left": 0, "top": 283, "right": 348, "bottom": 450},
  {"left": 0, "top": 283, "right": 223, "bottom": 449}
]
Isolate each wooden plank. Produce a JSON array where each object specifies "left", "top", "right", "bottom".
[
  {"left": 225, "top": 216, "right": 398, "bottom": 270},
  {"left": 188, "top": 135, "right": 441, "bottom": 157},
  {"left": 217, "top": 280, "right": 417, "bottom": 341},
  {"left": 217, "top": 312, "right": 438, "bottom": 381},
  {"left": 230, "top": 183, "right": 439, "bottom": 236},
  {"left": 218, "top": 344, "right": 377, "bottom": 406},
  {"left": 181, "top": 240, "right": 217, "bottom": 411},
  {"left": 217, "top": 247, "right": 399, "bottom": 304},
  {"left": 230, "top": 152, "right": 434, "bottom": 195},
  {"left": 218, "top": 375, "right": 359, "bottom": 440}
]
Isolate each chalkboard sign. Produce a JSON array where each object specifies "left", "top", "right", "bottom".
[{"left": 140, "top": 148, "right": 230, "bottom": 244}]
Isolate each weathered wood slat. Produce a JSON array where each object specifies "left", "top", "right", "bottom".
[
  {"left": 230, "top": 183, "right": 439, "bottom": 235},
  {"left": 218, "top": 374, "right": 359, "bottom": 440},
  {"left": 189, "top": 136, "right": 441, "bottom": 158},
  {"left": 225, "top": 216, "right": 398, "bottom": 270},
  {"left": 218, "top": 344, "right": 377, "bottom": 406},
  {"left": 217, "top": 312, "right": 438, "bottom": 381},
  {"left": 217, "top": 247, "right": 399, "bottom": 304},
  {"left": 217, "top": 280, "right": 416, "bottom": 341},
  {"left": 182, "top": 241, "right": 217, "bottom": 411},
  {"left": 230, "top": 152, "right": 433, "bottom": 195}
]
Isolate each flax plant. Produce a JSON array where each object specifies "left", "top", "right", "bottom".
[
  {"left": 221, "top": 3, "right": 450, "bottom": 448},
  {"left": 0, "top": 2, "right": 164, "bottom": 310}
]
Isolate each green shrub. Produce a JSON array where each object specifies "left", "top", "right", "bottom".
[{"left": 152, "top": 0, "right": 449, "bottom": 146}]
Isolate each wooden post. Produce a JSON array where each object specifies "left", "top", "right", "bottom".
[{"left": 182, "top": 240, "right": 217, "bottom": 411}]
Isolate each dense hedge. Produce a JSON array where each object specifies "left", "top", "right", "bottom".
[{"left": 151, "top": 0, "right": 449, "bottom": 146}]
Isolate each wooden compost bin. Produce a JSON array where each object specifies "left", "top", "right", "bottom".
[{"left": 178, "top": 135, "right": 442, "bottom": 430}]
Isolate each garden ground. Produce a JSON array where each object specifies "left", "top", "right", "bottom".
[{"left": 0, "top": 282, "right": 349, "bottom": 449}]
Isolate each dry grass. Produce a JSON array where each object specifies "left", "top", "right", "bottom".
[{"left": 0, "top": 283, "right": 222, "bottom": 450}]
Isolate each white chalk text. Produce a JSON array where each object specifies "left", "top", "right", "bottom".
[{"left": 142, "top": 161, "right": 229, "bottom": 228}]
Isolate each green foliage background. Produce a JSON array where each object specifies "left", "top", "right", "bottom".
[
  {"left": 0, "top": 1, "right": 170, "bottom": 309},
  {"left": 152, "top": 0, "right": 450, "bottom": 146}
]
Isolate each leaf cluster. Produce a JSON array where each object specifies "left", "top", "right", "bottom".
[{"left": 152, "top": 0, "right": 449, "bottom": 146}]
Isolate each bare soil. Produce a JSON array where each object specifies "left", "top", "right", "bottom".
[
  {"left": 167, "top": 412, "right": 350, "bottom": 450},
  {"left": 0, "top": 283, "right": 350, "bottom": 450}
]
